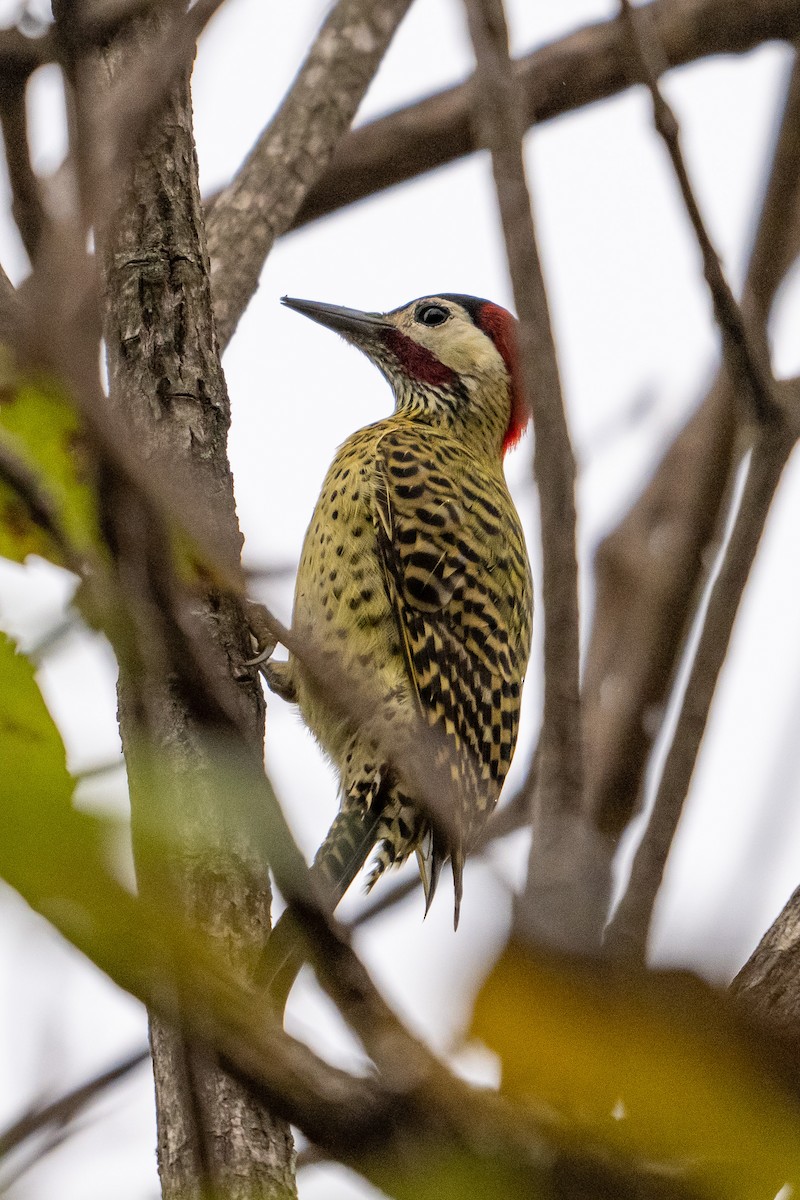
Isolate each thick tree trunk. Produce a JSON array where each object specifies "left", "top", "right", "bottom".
[{"left": 93, "top": 38, "right": 296, "bottom": 1200}]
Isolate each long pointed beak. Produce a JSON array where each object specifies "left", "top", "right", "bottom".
[{"left": 281, "top": 295, "right": 390, "bottom": 337}]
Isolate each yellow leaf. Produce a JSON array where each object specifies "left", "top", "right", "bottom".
[{"left": 473, "top": 943, "right": 800, "bottom": 1199}]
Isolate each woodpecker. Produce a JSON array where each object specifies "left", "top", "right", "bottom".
[{"left": 260, "top": 293, "right": 533, "bottom": 930}]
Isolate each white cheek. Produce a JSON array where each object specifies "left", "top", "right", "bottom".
[
  {"left": 445, "top": 337, "right": 505, "bottom": 380},
  {"left": 412, "top": 324, "right": 502, "bottom": 377}
]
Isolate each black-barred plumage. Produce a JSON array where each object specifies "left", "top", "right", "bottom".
[{"left": 261, "top": 293, "right": 533, "bottom": 932}]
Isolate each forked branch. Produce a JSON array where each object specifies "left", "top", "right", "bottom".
[
  {"left": 605, "top": 424, "right": 796, "bottom": 960},
  {"left": 205, "top": 0, "right": 414, "bottom": 350},
  {"left": 583, "top": 53, "right": 800, "bottom": 859},
  {"left": 289, "top": 0, "right": 800, "bottom": 231}
]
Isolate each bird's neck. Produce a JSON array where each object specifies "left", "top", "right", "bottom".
[{"left": 391, "top": 376, "right": 510, "bottom": 463}]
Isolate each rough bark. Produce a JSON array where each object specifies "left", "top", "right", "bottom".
[
  {"left": 94, "top": 30, "right": 296, "bottom": 1200},
  {"left": 732, "top": 884, "right": 800, "bottom": 1037}
]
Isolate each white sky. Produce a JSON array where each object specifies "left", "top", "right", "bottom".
[{"left": 2, "top": 2, "right": 800, "bottom": 1198}]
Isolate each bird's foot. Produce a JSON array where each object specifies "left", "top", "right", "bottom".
[
  {"left": 245, "top": 600, "right": 277, "bottom": 661},
  {"left": 245, "top": 601, "right": 297, "bottom": 702},
  {"left": 261, "top": 659, "right": 297, "bottom": 703}
]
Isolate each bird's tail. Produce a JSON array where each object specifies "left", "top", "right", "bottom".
[{"left": 255, "top": 803, "right": 386, "bottom": 1013}]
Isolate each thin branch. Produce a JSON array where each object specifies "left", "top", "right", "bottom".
[
  {"left": 0, "top": 260, "right": 13, "bottom": 303},
  {"left": 463, "top": 0, "right": 589, "bottom": 952},
  {"left": 0, "top": 1, "right": 166, "bottom": 76},
  {"left": 619, "top": 0, "right": 776, "bottom": 423},
  {"left": 582, "top": 50, "right": 800, "bottom": 856},
  {"left": 0, "top": 1049, "right": 149, "bottom": 1160},
  {"left": 745, "top": 51, "right": 800, "bottom": 327},
  {"left": 0, "top": 74, "right": 46, "bottom": 262},
  {"left": 205, "top": 0, "right": 413, "bottom": 351},
  {"left": 0, "top": 28, "right": 54, "bottom": 81},
  {"left": 285, "top": 0, "right": 800, "bottom": 232},
  {"left": 604, "top": 421, "right": 796, "bottom": 961}
]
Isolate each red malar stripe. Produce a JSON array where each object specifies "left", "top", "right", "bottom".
[{"left": 383, "top": 329, "right": 455, "bottom": 388}]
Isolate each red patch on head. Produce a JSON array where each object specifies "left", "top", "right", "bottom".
[
  {"left": 383, "top": 329, "right": 455, "bottom": 388},
  {"left": 476, "top": 303, "right": 529, "bottom": 455}
]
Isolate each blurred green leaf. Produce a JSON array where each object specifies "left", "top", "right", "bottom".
[
  {"left": 0, "top": 630, "right": 109, "bottom": 907},
  {"left": 0, "top": 628, "right": 73, "bottom": 813},
  {"left": 0, "top": 360, "right": 100, "bottom": 566},
  {"left": 0, "top": 644, "right": 572, "bottom": 1198},
  {"left": 473, "top": 943, "right": 800, "bottom": 1199}
]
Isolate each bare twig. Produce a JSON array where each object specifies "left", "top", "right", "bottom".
[
  {"left": 619, "top": 0, "right": 776, "bottom": 423},
  {"left": 583, "top": 380, "right": 738, "bottom": 847},
  {"left": 0, "top": 28, "right": 54, "bottom": 81},
  {"left": 745, "top": 54, "right": 800, "bottom": 326},
  {"left": 604, "top": 423, "right": 796, "bottom": 961},
  {"left": 250, "top": 786, "right": 457, "bottom": 1096},
  {"left": 286, "top": 0, "right": 800, "bottom": 232},
  {"left": 582, "top": 51, "right": 800, "bottom": 855},
  {"left": 0, "top": 74, "right": 46, "bottom": 261},
  {"left": 205, "top": 0, "right": 413, "bottom": 350},
  {"left": 463, "top": 0, "right": 589, "bottom": 952},
  {"left": 0, "top": 260, "right": 14, "bottom": 303},
  {"left": 0, "top": 1, "right": 165, "bottom": 75},
  {"left": 0, "top": 1049, "right": 149, "bottom": 1160}
]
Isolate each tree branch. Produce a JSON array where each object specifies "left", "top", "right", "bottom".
[
  {"left": 205, "top": 0, "right": 413, "bottom": 351},
  {"left": 0, "top": 72, "right": 46, "bottom": 262},
  {"left": 732, "top": 883, "right": 800, "bottom": 1038},
  {"left": 581, "top": 51, "right": 800, "bottom": 866},
  {"left": 0, "top": 259, "right": 17, "bottom": 342},
  {"left": 463, "top": 0, "right": 591, "bottom": 952},
  {"left": 0, "top": 1049, "right": 149, "bottom": 1161},
  {"left": 286, "top": 0, "right": 800, "bottom": 232},
  {"left": 78, "top": 0, "right": 231, "bottom": 233},
  {"left": 604, "top": 420, "right": 796, "bottom": 961},
  {"left": 73, "top": 5, "right": 298, "bottom": 1193},
  {"left": 619, "top": 0, "right": 776, "bottom": 423}
]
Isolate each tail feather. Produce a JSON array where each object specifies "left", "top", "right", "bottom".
[
  {"left": 256, "top": 803, "right": 385, "bottom": 1013},
  {"left": 451, "top": 844, "right": 465, "bottom": 931},
  {"left": 315, "top": 805, "right": 386, "bottom": 902},
  {"left": 418, "top": 826, "right": 449, "bottom": 917}
]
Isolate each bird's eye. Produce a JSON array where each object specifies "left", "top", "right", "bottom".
[{"left": 416, "top": 304, "right": 449, "bottom": 327}]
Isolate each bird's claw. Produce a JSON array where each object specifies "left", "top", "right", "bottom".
[
  {"left": 245, "top": 600, "right": 278, "bottom": 664},
  {"left": 245, "top": 643, "right": 275, "bottom": 668},
  {"left": 261, "top": 658, "right": 298, "bottom": 704}
]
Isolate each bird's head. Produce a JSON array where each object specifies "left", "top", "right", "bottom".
[{"left": 282, "top": 293, "right": 528, "bottom": 459}]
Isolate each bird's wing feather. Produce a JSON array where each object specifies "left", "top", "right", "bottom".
[{"left": 371, "top": 428, "right": 531, "bottom": 855}]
